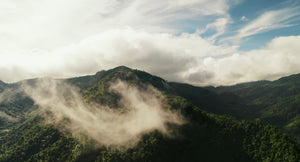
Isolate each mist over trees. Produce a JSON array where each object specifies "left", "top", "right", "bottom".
[{"left": 0, "top": 66, "right": 299, "bottom": 162}]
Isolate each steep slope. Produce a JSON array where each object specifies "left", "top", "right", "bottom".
[
  {"left": 68, "top": 66, "right": 171, "bottom": 92},
  {"left": 0, "top": 80, "right": 6, "bottom": 92},
  {"left": 215, "top": 74, "right": 300, "bottom": 144},
  {"left": 0, "top": 82, "right": 34, "bottom": 130},
  {"left": 169, "top": 82, "right": 259, "bottom": 119},
  {"left": 0, "top": 66, "right": 299, "bottom": 161},
  {"left": 1, "top": 95, "right": 298, "bottom": 162}
]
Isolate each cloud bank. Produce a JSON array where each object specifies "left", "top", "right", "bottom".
[
  {"left": 21, "top": 79, "right": 184, "bottom": 147},
  {"left": 1, "top": 28, "right": 300, "bottom": 86},
  {"left": 1, "top": 0, "right": 300, "bottom": 86},
  {"left": 0, "top": 0, "right": 230, "bottom": 51}
]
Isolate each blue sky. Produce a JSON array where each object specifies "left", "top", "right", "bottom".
[
  {"left": 0, "top": 0, "right": 300, "bottom": 85},
  {"left": 193, "top": 0, "right": 300, "bottom": 50},
  {"left": 228, "top": 0, "right": 300, "bottom": 50}
]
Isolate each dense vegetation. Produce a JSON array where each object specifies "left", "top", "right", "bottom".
[
  {"left": 0, "top": 66, "right": 299, "bottom": 161},
  {"left": 212, "top": 74, "right": 300, "bottom": 144}
]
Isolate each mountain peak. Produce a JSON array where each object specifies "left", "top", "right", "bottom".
[
  {"left": 69, "top": 66, "right": 169, "bottom": 91},
  {"left": 112, "top": 65, "right": 131, "bottom": 71},
  {"left": 94, "top": 66, "right": 132, "bottom": 76}
]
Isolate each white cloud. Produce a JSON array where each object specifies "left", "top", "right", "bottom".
[
  {"left": 0, "top": 28, "right": 237, "bottom": 83},
  {"left": 0, "top": 0, "right": 230, "bottom": 51},
  {"left": 189, "top": 35, "right": 300, "bottom": 85},
  {"left": 0, "top": 0, "right": 300, "bottom": 86},
  {"left": 227, "top": 8, "right": 300, "bottom": 44},
  {"left": 0, "top": 0, "right": 236, "bottom": 84},
  {"left": 170, "top": 0, "right": 229, "bottom": 15},
  {"left": 199, "top": 17, "right": 231, "bottom": 42},
  {"left": 21, "top": 79, "right": 184, "bottom": 147},
  {"left": 0, "top": 111, "right": 18, "bottom": 122},
  {"left": 239, "top": 10, "right": 290, "bottom": 37},
  {"left": 1, "top": 28, "right": 300, "bottom": 86},
  {"left": 240, "top": 16, "right": 248, "bottom": 21}
]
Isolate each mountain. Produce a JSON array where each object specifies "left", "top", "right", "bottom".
[
  {"left": 0, "top": 80, "right": 34, "bottom": 130},
  {"left": 0, "top": 80, "right": 7, "bottom": 92},
  {"left": 0, "top": 66, "right": 299, "bottom": 162},
  {"left": 211, "top": 74, "right": 300, "bottom": 144},
  {"left": 169, "top": 82, "right": 258, "bottom": 119}
]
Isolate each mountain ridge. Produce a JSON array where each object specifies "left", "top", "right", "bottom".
[{"left": 0, "top": 66, "right": 299, "bottom": 161}]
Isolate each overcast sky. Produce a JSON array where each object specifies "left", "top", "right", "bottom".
[{"left": 1, "top": 0, "right": 300, "bottom": 86}]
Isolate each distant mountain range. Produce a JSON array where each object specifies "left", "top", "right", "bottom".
[{"left": 0, "top": 66, "right": 299, "bottom": 162}]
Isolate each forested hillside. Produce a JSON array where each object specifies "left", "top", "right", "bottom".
[
  {"left": 212, "top": 74, "right": 300, "bottom": 144},
  {"left": 0, "top": 66, "right": 299, "bottom": 162}
]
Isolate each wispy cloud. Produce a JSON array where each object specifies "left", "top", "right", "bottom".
[
  {"left": 21, "top": 79, "right": 184, "bottom": 147},
  {"left": 0, "top": 111, "right": 18, "bottom": 122},
  {"left": 1, "top": 0, "right": 300, "bottom": 86},
  {"left": 198, "top": 17, "right": 231, "bottom": 42},
  {"left": 240, "top": 16, "right": 248, "bottom": 21},
  {"left": 2, "top": 28, "right": 300, "bottom": 86},
  {"left": 0, "top": 0, "right": 231, "bottom": 51},
  {"left": 0, "top": 28, "right": 238, "bottom": 83},
  {"left": 227, "top": 7, "right": 300, "bottom": 44}
]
